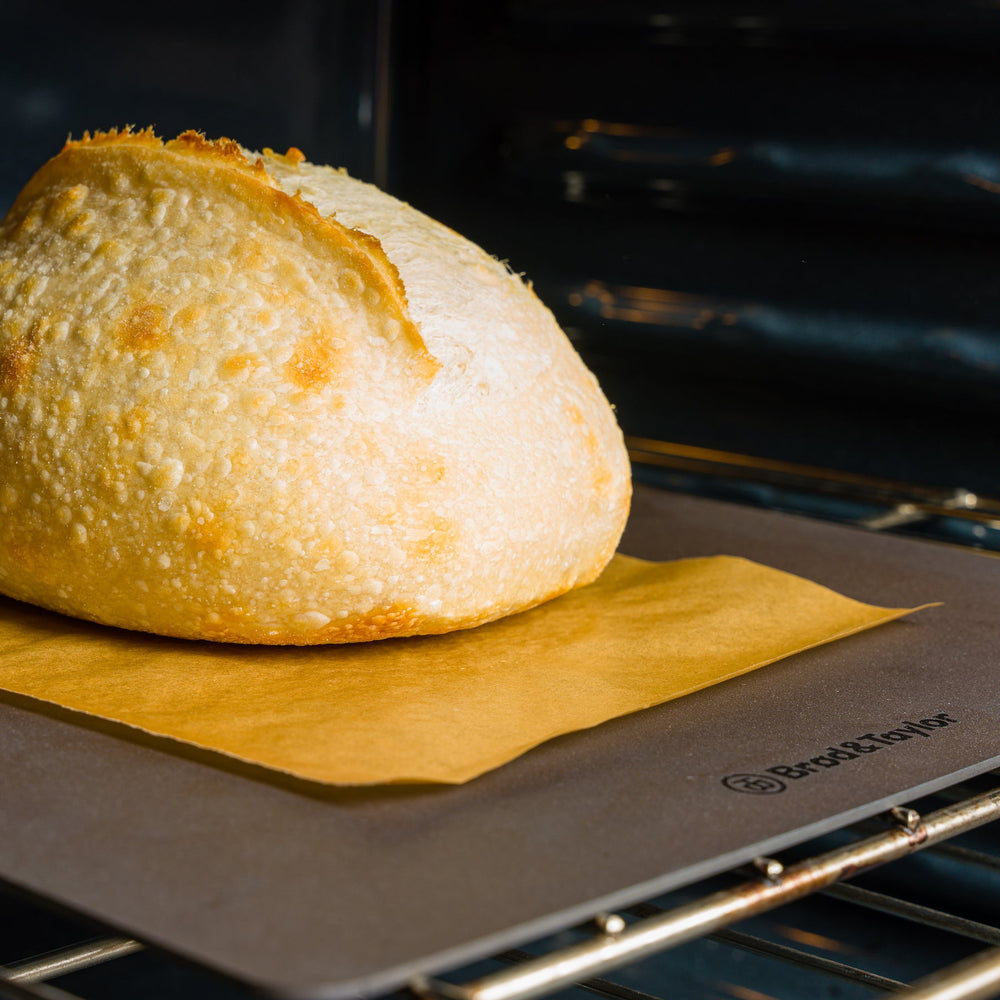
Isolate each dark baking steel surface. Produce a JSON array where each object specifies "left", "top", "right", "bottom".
[{"left": 1, "top": 485, "right": 998, "bottom": 999}]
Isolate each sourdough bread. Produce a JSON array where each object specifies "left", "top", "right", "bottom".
[{"left": 0, "top": 129, "right": 630, "bottom": 643}]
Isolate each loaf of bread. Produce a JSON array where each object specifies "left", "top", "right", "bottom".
[{"left": 0, "top": 128, "right": 630, "bottom": 643}]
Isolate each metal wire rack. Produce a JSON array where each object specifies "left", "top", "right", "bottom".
[
  {"left": 1, "top": 773, "right": 999, "bottom": 1000},
  {"left": 2, "top": 446, "right": 999, "bottom": 1000},
  {"left": 625, "top": 437, "right": 1000, "bottom": 552},
  {"left": 418, "top": 778, "right": 1000, "bottom": 1000}
]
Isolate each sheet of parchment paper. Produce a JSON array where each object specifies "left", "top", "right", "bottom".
[{"left": 0, "top": 553, "right": 928, "bottom": 784}]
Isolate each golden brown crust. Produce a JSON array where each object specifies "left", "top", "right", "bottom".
[
  {"left": 8, "top": 128, "right": 436, "bottom": 382},
  {"left": 64, "top": 127, "right": 271, "bottom": 181},
  {"left": 0, "top": 128, "right": 630, "bottom": 644},
  {"left": 64, "top": 125, "right": 162, "bottom": 150},
  {"left": 195, "top": 602, "right": 425, "bottom": 645},
  {"left": 262, "top": 145, "right": 306, "bottom": 167}
]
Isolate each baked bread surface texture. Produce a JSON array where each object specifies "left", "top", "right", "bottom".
[{"left": 0, "top": 129, "right": 631, "bottom": 643}]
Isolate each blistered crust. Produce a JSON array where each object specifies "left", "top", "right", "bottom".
[
  {"left": 0, "top": 129, "right": 630, "bottom": 643},
  {"left": 9, "top": 128, "right": 435, "bottom": 377}
]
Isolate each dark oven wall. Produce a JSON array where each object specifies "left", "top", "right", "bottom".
[
  {"left": 387, "top": 1, "right": 1000, "bottom": 496},
  {"left": 0, "top": 2, "right": 385, "bottom": 218},
  {"left": 1, "top": 0, "right": 997, "bottom": 499}
]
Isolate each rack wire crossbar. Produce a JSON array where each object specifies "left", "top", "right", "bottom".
[{"left": 414, "top": 789, "right": 1000, "bottom": 1000}]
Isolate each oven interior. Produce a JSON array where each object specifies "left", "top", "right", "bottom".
[{"left": 1, "top": 3, "right": 999, "bottom": 998}]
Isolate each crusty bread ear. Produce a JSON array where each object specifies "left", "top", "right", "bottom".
[{"left": 0, "top": 128, "right": 631, "bottom": 644}]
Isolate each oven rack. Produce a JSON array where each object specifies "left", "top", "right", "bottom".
[
  {"left": 1, "top": 772, "right": 999, "bottom": 1000},
  {"left": 626, "top": 437, "right": 1000, "bottom": 552},
  {"left": 2, "top": 455, "right": 999, "bottom": 1000}
]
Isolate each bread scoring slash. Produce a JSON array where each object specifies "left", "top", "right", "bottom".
[{"left": 0, "top": 128, "right": 631, "bottom": 644}]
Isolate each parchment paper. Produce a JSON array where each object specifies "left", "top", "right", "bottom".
[{"left": 0, "top": 554, "right": 930, "bottom": 784}]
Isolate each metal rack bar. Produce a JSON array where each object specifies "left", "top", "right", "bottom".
[
  {"left": 625, "top": 436, "right": 1000, "bottom": 524},
  {"left": 494, "top": 951, "right": 664, "bottom": 1000},
  {"left": 414, "top": 789, "right": 1000, "bottom": 1000},
  {"left": 0, "top": 972, "right": 83, "bottom": 1000},
  {"left": 926, "top": 843, "right": 1000, "bottom": 874},
  {"left": 2, "top": 939, "right": 141, "bottom": 984},
  {"left": 900, "top": 947, "right": 1000, "bottom": 1000},
  {"left": 711, "top": 927, "right": 909, "bottom": 992},
  {"left": 823, "top": 883, "right": 1000, "bottom": 946},
  {"left": 626, "top": 899, "right": 912, "bottom": 992}
]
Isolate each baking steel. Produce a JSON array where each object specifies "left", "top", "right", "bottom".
[{"left": 1, "top": 487, "right": 998, "bottom": 999}]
